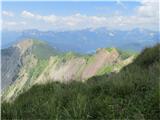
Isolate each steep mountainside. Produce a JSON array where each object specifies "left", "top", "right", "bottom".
[
  {"left": 1, "top": 39, "right": 135, "bottom": 102},
  {"left": 2, "top": 44, "right": 159, "bottom": 120},
  {"left": 1, "top": 40, "right": 34, "bottom": 90}
]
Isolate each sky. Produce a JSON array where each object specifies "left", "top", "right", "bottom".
[{"left": 2, "top": 0, "right": 159, "bottom": 31}]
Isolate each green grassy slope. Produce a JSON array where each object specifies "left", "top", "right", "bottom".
[
  {"left": 2, "top": 44, "right": 159, "bottom": 120},
  {"left": 117, "top": 48, "right": 138, "bottom": 60},
  {"left": 32, "top": 40, "right": 59, "bottom": 59}
]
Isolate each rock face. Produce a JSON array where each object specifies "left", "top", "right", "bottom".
[
  {"left": 81, "top": 48, "right": 119, "bottom": 79},
  {"left": 1, "top": 40, "right": 33, "bottom": 90},
  {"left": 1, "top": 47, "right": 21, "bottom": 90},
  {"left": 1, "top": 39, "right": 134, "bottom": 102}
]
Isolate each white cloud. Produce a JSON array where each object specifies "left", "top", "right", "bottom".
[
  {"left": 20, "top": 21, "right": 27, "bottom": 25},
  {"left": 21, "top": 11, "right": 35, "bottom": 17},
  {"left": 2, "top": 21, "right": 27, "bottom": 30},
  {"left": 2, "top": 11, "right": 14, "bottom": 17},
  {"left": 136, "top": 0, "right": 159, "bottom": 17},
  {"left": 3, "top": 21, "right": 17, "bottom": 26},
  {"left": 21, "top": 11, "right": 57, "bottom": 23},
  {"left": 3, "top": 0, "right": 159, "bottom": 31}
]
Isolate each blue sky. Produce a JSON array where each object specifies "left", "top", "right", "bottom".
[
  {"left": 2, "top": 0, "right": 159, "bottom": 31},
  {"left": 2, "top": 2, "right": 140, "bottom": 16}
]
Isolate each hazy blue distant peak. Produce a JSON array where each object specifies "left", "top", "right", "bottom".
[{"left": 2, "top": 28, "right": 159, "bottom": 53}]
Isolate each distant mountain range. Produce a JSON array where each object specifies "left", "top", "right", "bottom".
[{"left": 2, "top": 28, "right": 159, "bottom": 53}]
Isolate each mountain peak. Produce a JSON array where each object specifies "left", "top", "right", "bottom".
[
  {"left": 96, "top": 47, "right": 118, "bottom": 54},
  {"left": 13, "top": 39, "right": 33, "bottom": 54},
  {"left": 14, "top": 39, "right": 47, "bottom": 47}
]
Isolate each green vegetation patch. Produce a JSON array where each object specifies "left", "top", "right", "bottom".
[
  {"left": 117, "top": 49, "right": 138, "bottom": 60},
  {"left": 97, "top": 65, "right": 113, "bottom": 75},
  {"left": 134, "top": 44, "right": 160, "bottom": 67},
  {"left": 105, "top": 48, "right": 115, "bottom": 52},
  {"left": 27, "top": 59, "right": 48, "bottom": 86},
  {"left": 58, "top": 52, "right": 82, "bottom": 64},
  {"left": 83, "top": 54, "right": 95, "bottom": 65},
  {"left": 32, "top": 40, "right": 58, "bottom": 59}
]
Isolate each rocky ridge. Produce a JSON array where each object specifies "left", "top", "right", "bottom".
[{"left": 1, "top": 39, "right": 135, "bottom": 102}]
